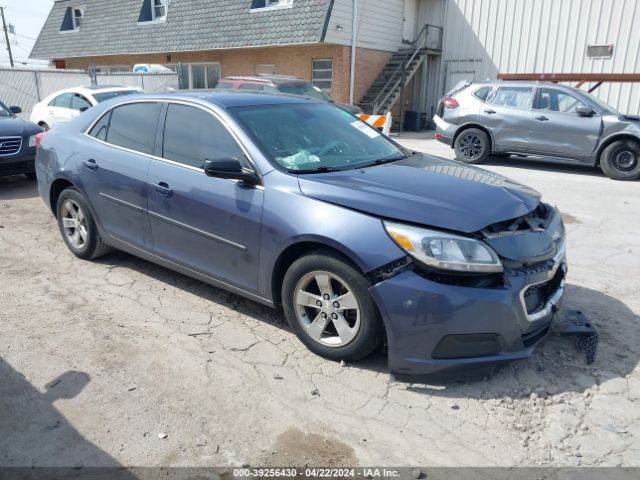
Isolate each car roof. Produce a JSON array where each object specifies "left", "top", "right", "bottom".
[
  {"left": 469, "top": 80, "right": 582, "bottom": 89},
  {"left": 124, "top": 90, "right": 325, "bottom": 109},
  {"left": 223, "top": 75, "right": 306, "bottom": 86},
  {"left": 49, "top": 85, "right": 141, "bottom": 97}
]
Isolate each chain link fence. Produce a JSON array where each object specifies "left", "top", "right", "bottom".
[{"left": 0, "top": 67, "right": 179, "bottom": 119}]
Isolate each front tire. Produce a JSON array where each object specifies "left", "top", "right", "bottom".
[
  {"left": 454, "top": 128, "right": 490, "bottom": 164},
  {"left": 600, "top": 140, "right": 640, "bottom": 181},
  {"left": 56, "top": 188, "right": 111, "bottom": 259},
  {"left": 282, "top": 252, "right": 382, "bottom": 362}
]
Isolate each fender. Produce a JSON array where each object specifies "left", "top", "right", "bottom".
[
  {"left": 452, "top": 121, "right": 496, "bottom": 149},
  {"left": 594, "top": 132, "right": 640, "bottom": 165}
]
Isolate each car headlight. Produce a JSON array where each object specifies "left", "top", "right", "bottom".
[
  {"left": 384, "top": 221, "right": 503, "bottom": 273},
  {"left": 28, "top": 135, "right": 37, "bottom": 148}
]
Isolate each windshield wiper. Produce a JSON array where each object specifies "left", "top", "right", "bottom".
[
  {"left": 357, "top": 155, "right": 407, "bottom": 168},
  {"left": 289, "top": 166, "right": 342, "bottom": 174}
]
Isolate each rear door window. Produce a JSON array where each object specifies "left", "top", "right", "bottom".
[
  {"left": 71, "top": 94, "right": 92, "bottom": 111},
  {"left": 88, "top": 111, "right": 111, "bottom": 141},
  {"left": 492, "top": 87, "right": 534, "bottom": 109},
  {"left": 162, "top": 103, "right": 245, "bottom": 169},
  {"left": 103, "top": 102, "right": 161, "bottom": 155}
]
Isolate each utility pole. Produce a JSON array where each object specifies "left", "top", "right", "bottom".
[{"left": 0, "top": 6, "right": 14, "bottom": 67}]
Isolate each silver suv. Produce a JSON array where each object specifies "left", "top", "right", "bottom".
[{"left": 433, "top": 81, "right": 640, "bottom": 180}]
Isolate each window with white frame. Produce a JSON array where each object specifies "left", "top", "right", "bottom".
[
  {"left": 250, "top": 0, "right": 293, "bottom": 12},
  {"left": 174, "top": 63, "right": 221, "bottom": 90},
  {"left": 73, "top": 7, "right": 84, "bottom": 28},
  {"left": 60, "top": 6, "right": 84, "bottom": 32},
  {"left": 139, "top": 0, "right": 168, "bottom": 23},
  {"left": 152, "top": 0, "right": 168, "bottom": 20},
  {"left": 312, "top": 59, "right": 333, "bottom": 91}
]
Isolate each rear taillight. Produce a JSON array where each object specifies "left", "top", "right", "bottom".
[
  {"left": 35, "top": 132, "right": 46, "bottom": 149},
  {"left": 443, "top": 97, "right": 460, "bottom": 109}
]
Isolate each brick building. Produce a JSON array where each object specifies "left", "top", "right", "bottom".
[{"left": 30, "top": 0, "right": 436, "bottom": 113}]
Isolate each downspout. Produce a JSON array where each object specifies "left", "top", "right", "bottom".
[{"left": 349, "top": 0, "right": 358, "bottom": 104}]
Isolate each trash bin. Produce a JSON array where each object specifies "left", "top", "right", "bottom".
[{"left": 403, "top": 111, "right": 427, "bottom": 131}]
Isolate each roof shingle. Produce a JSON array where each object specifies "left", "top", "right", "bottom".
[{"left": 31, "top": 0, "right": 330, "bottom": 60}]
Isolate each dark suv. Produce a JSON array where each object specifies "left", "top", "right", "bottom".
[
  {"left": 434, "top": 80, "right": 640, "bottom": 180},
  {"left": 0, "top": 101, "right": 43, "bottom": 179},
  {"left": 216, "top": 75, "right": 362, "bottom": 115}
]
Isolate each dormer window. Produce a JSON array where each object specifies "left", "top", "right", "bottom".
[
  {"left": 60, "top": 6, "right": 84, "bottom": 32},
  {"left": 250, "top": 0, "right": 293, "bottom": 12},
  {"left": 152, "top": 0, "right": 167, "bottom": 20},
  {"left": 138, "top": 0, "right": 168, "bottom": 23}
]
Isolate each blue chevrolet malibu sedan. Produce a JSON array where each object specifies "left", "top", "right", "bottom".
[{"left": 35, "top": 92, "right": 566, "bottom": 377}]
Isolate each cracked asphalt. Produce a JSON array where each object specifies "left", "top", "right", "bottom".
[{"left": 1, "top": 137, "right": 639, "bottom": 468}]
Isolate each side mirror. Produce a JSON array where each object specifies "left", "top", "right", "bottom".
[
  {"left": 203, "top": 158, "right": 259, "bottom": 185},
  {"left": 9, "top": 106, "right": 22, "bottom": 114},
  {"left": 79, "top": 106, "right": 89, "bottom": 112},
  {"left": 576, "top": 105, "right": 594, "bottom": 117}
]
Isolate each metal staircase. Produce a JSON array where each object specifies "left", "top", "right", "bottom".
[{"left": 359, "top": 24, "right": 442, "bottom": 115}]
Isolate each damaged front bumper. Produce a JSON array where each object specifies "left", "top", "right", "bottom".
[{"left": 370, "top": 204, "right": 567, "bottom": 379}]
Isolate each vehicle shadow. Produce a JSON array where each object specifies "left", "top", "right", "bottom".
[
  {"left": 484, "top": 155, "right": 607, "bottom": 178},
  {"left": 0, "top": 357, "right": 137, "bottom": 475},
  {"left": 96, "top": 251, "right": 636, "bottom": 396},
  {"left": 0, "top": 175, "right": 39, "bottom": 201}
]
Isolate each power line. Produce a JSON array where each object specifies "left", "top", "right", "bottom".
[
  {"left": 14, "top": 32, "right": 37, "bottom": 42},
  {"left": 0, "top": 6, "right": 14, "bottom": 67}
]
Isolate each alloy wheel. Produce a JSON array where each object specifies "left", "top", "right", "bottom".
[
  {"left": 60, "top": 199, "right": 88, "bottom": 250},
  {"left": 459, "top": 133, "right": 484, "bottom": 160},
  {"left": 293, "top": 270, "right": 361, "bottom": 347}
]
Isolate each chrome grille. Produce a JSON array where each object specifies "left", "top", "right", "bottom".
[{"left": 0, "top": 136, "right": 23, "bottom": 156}]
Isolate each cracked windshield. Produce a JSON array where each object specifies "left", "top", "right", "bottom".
[{"left": 232, "top": 103, "right": 404, "bottom": 172}]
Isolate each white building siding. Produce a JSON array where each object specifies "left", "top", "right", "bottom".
[
  {"left": 438, "top": 0, "right": 640, "bottom": 114},
  {"left": 324, "top": 0, "right": 405, "bottom": 52}
]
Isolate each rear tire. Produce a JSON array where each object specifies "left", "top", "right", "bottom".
[
  {"left": 600, "top": 140, "right": 640, "bottom": 181},
  {"left": 282, "top": 252, "right": 382, "bottom": 362},
  {"left": 454, "top": 128, "right": 490, "bottom": 164},
  {"left": 56, "top": 188, "right": 111, "bottom": 259}
]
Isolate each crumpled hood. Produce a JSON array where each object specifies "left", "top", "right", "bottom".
[{"left": 297, "top": 154, "right": 541, "bottom": 233}]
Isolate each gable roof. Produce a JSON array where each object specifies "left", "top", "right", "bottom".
[{"left": 30, "top": 0, "right": 333, "bottom": 60}]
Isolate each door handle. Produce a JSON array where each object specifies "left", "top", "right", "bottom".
[
  {"left": 535, "top": 115, "right": 549, "bottom": 121},
  {"left": 484, "top": 109, "right": 496, "bottom": 114},
  {"left": 83, "top": 159, "right": 98, "bottom": 171},
  {"left": 152, "top": 182, "right": 173, "bottom": 197}
]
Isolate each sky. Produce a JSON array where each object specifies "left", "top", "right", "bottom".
[{"left": 0, "top": 0, "right": 54, "bottom": 66}]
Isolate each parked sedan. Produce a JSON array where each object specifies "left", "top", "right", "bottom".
[
  {"left": 434, "top": 80, "right": 640, "bottom": 180},
  {"left": 0, "top": 101, "right": 43, "bottom": 178},
  {"left": 30, "top": 85, "right": 141, "bottom": 130},
  {"left": 36, "top": 92, "right": 566, "bottom": 377}
]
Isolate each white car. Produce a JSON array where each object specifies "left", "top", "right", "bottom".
[{"left": 30, "top": 86, "right": 141, "bottom": 130}]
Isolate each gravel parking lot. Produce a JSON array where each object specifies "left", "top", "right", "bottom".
[{"left": 1, "top": 137, "right": 639, "bottom": 468}]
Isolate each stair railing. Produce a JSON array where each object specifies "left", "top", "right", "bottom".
[{"left": 370, "top": 24, "right": 441, "bottom": 114}]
